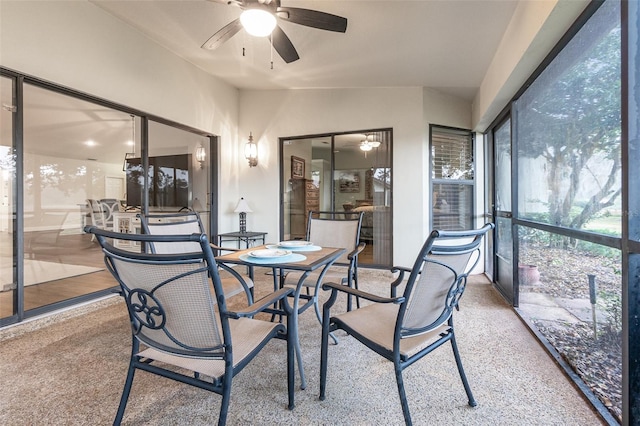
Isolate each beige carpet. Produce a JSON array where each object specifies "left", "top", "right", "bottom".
[
  {"left": 0, "top": 268, "right": 603, "bottom": 425},
  {"left": 0, "top": 259, "right": 103, "bottom": 291}
]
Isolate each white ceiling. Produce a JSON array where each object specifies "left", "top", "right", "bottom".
[
  {"left": 90, "top": 0, "right": 520, "bottom": 101},
  {"left": 2, "top": 0, "right": 522, "bottom": 165}
]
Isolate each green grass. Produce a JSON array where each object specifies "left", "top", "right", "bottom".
[{"left": 583, "top": 215, "right": 622, "bottom": 235}]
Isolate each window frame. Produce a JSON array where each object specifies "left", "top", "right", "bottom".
[{"left": 429, "top": 124, "right": 475, "bottom": 231}]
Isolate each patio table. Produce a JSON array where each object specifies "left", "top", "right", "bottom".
[{"left": 216, "top": 244, "right": 345, "bottom": 390}]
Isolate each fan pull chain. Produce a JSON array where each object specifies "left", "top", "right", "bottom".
[{"left": 270, "top": 35, "right": 274, "bottom": 69}]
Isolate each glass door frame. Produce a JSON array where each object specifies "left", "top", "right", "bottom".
[
  {"left": 279, "top": 128, "right": 394, "bottom": 268},
  {"left": 483, "top": 127, "right": 494, "bottom": 282},
  {"left": 489, "top": 113, "right": 516, "bottom": 306},
  {"left": 0, "top": 72, "right": 23, "bottom": 324},
  {"left": 144, "top": 119, "right": 217, "bottom": 239},
  {"left": 0, "top": 67, "right": 218, "bottom": 327}
]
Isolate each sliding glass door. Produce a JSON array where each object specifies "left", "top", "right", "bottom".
[
  {"left": 281, "top": 129, "right": 392, "bottom": 267},
  {"left": 147, "top": 120, "right": 213, "bottom": 235},
  {"left": 493, "top": 118, "right": 514, "bottom": 304},
  {"left": 20, "top": 83, "right": 131, "bottom": 313},
  {"left": 0, "top": 69, "right": 218, "bottom": 326}
]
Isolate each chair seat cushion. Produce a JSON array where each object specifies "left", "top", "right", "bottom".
[
  {"left": 334, "top": 303, "right": 450, "bottom": 358},
  {"left": 137, "top": 317, "right": 280, "bottom": 380},
  {"left": 283, "top": 269, "right": 347, "bottom": 288}
]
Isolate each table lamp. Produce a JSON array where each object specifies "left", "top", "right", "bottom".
[{"left": 234, "top": 197, "right": 253, "bottom": 233}]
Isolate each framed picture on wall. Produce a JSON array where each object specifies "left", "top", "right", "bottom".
[
  {"left": 339, "top": 171, "right": 360, "bottom": 193},
  {"left": 291, "top": 156, "right": 305, "bottom": 179}
]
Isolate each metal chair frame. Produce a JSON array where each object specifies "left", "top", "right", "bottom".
[
  {"left": 139, "top": 211, "right": 254, "bottom": 303},
  {"left": 319, "top": 223, "right": 494, "bottom": 425},
  {"left": 306, "top": 210, "right": 366, "bottom": 311},
  {"left": 85, "top": 226, "right": 295, "bottom": 426},
  {"left": 99, "top": 198, "right": 120, "bottom": 230},
  {"left": 282, "top": 210, "right": 365, "bottom": 345}
]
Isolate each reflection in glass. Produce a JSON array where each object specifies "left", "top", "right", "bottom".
[
  {"left": 20, "top": 83, "right": 131, "bottom": 312},
  {"left": 494, "top": 119, "right": 511, "bottom": 212},
  {"left": 126, "top": 155, "right": 190, "bottom": 209},
  {"left": 147, "top": 121, "right": 210, "bottom": 233},
  {"left": 2, "top": 78, "right": 214, "bottom": 324},
  {"left": 282, "top": 130, "right": 393, "bottom": 267}
]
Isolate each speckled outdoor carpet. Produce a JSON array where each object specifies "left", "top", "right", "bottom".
[{"left": 0, "top": 268, "right": 603, "bottom": 425}]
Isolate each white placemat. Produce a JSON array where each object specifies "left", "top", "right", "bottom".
[{"left": 238, "top": 253, "right": 307, "bottom": 264}]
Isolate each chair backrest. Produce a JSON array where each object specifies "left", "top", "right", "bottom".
[
  {"left": 99, "top": 198, "right": 121, "bottom": 229},
  {"left": 87, "top": 199, "right": 105, "bottom": 228},
  {"left": 398, "top": 223, "right": 494, "bottom": 338},
  {"left": 139, "top": 212, "right": 204, "bottom": 254},
  {"left": 306, "top": 211, "right": 364, "bottom": 265},
  {"left": 88, "top": 226, "right": 230, "bottom": 359}
]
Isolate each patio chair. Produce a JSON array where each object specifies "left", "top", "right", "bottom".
[
  {"left": 99, "top": 198, "right": 120, "bottom": 231},
  {"left": 85, "top": 226, "right": 295, "bottom": 426},
  {"left": 319, "top": 223, "right": 494, "bottom": 425},
  {"left": 86, "top": 199, "right": 102, "bottom": 226},
  {"left": 139, "top": 211, "right": 254, "bottom": 303},
  {"left": 282, "top": 211, "right": 365, "bottom": 342},
  {"left": 86, "top": 199, "right": 105, "bottom": 241}
]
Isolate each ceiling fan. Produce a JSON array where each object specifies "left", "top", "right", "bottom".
[{"left": 202, "top": 0, "right": 348, "bottom": 63}]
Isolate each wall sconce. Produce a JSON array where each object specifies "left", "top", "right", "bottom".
[
  {"left": 245, "top": 132, "right": 258, "bottom": 167},
  {"left": 234, "top": 197, "right": 253, "bottom": 233},
  {"left": 195, "top": 146, "right": 206, "bottom": 169}
]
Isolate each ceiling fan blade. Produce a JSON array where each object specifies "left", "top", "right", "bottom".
[
  {"left": 277, "top": 7, "right": 347, "bottom": 33},
  {"left": 201, "top": 18, "right": 243, "bottom": 50},
  {"left": 271, "top": 26, "right": 300, "bottom": 63}
]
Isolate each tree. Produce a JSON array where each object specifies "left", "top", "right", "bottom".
[{"left": 517, "top": 8, "right": 620, "bottom": 244}]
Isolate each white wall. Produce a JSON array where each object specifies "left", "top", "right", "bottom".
[
  {"left": 1, "top": 1, "right": 239, "bottom": 134},
  {"left": 422, "top": 87, "right": 474, "bottom": 235},
  {"left": 472, "top": 0, "right": 589, "bottom": 131},
  {"left": 239, "top": 87, "right": 472, "bottom": 266},
  {"left": 0, "top": 0, "right": 241, "bottom": 231}
]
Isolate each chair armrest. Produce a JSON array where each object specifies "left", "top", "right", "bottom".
[
  {"left": 391, "top": 266, "right": 412, "bottom": 276},
  {"left": 390, "top": 266, "right": 411, "bottom": 297},
  {"left": 321, "top": 281, "right": 405, "bottom": 304},
  {"left": 227, "top": 287, "right": 294, "bottom": 318},
  {"left": 347, "top": 242, "right": 367, "bottom": 261}
]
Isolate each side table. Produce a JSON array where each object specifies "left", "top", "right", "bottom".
[{"left": 217, "top": 231, "right": 267, "bottom": 249}]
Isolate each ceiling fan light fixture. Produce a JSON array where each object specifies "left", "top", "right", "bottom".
[
  {"left": 360, "top": 141, "right": 373, "bottom": 152},
  {"left": 240, "top": 9, "right": 277, "bottom": 37},
  {"left": 364, "top": 133, "right": 381, "bottom": 148}
]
